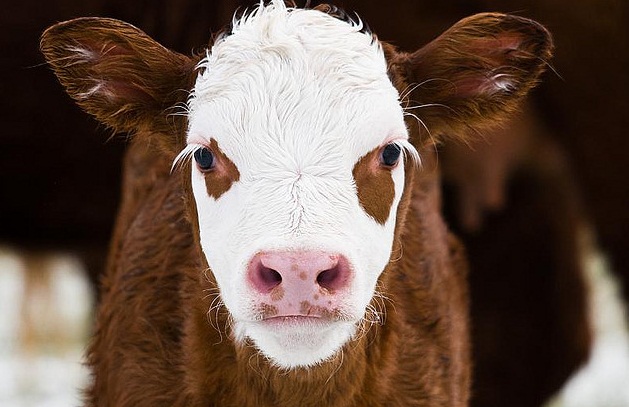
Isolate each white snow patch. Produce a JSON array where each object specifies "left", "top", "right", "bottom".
[
  {"left": 545, "top": 235, "right": 629, "bottom": 407},
  {"left": 0, "top": 247, "right": 92, "bottom": 407}
]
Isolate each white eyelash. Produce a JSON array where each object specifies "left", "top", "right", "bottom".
[
  {"left": 393, "top": 139, "right": 421, "bottom": 167},
  {"left": 171, "top": 144, "right": 204, "bottom": 173}
]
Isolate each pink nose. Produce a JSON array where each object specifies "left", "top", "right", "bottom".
[{"left": 248, "top": 251, "right": 351, "bottom": 295}]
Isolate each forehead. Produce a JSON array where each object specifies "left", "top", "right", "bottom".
[{"left": 187, "top": 5, "right": 406, "bottom": 166}]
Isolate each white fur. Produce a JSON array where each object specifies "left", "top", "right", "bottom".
[
  {"left": 184, "top": 1, "right": 414, "bottom": 368},
  {"left": 544, "top": 230, "right": 629, "bottom": 407}
]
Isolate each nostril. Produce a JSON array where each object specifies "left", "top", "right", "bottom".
[
  {"left": 260, "top": 266, "right": 282, "bottom": 287},
  {"left": 249, "top": 259, "right": 283, "bottom": 293},
  {"left": 316, "top": 266, "right": 339, "bottom": 290},
  {"left": 316, "top": 255, "right": 350, "bottom": 292}
]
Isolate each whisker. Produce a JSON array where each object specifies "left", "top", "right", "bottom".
[
  {"left": 206, "top": 294, "right": 226, "bottom": 342},
  {"left": 325, "top": 348, "right": 345, "bottom": 385},
  {"left": 403, "top": 111, "right": 431, "bottom": 139},
  {"left": 389, "top": 243, "right": 404, "bottom": 263},
  {"left": 403, "top": 102, "right": 452, "bottom": 111},
  {"left": 165, "top": 100, "right": 191, "bottom": 119},
  {"left": 247, "top": 349, "right": 266, "bottom": 380},
  {"left": 399, "top": 78, "right": 452, "bottom": 104},
  {"left": 398, "top": 82, "right": 423, "bottom": 104}
]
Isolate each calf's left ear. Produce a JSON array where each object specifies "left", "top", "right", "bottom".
[
  {"left": 40, "top": 17, "right": 197, "bottom": 141},
  {"left": 387, "top": 13, "right": 553, "bottom": 142}
]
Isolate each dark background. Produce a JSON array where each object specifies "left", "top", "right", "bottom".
[{"left": 1, "top": 1, "right": 627, "bottom": 406}]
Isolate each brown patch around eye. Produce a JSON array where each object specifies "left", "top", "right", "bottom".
[
  {"left": 203, "top": 138, "right": 240, "bottom": 199},
  {"left": 352, "top": 147, "right": 396, "bottom": 225}
]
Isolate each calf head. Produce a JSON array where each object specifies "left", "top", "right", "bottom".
[{"left": 41, "top": 1, "right": 552, "bottom": 369}]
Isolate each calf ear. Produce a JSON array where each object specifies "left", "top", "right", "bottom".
[
  {"left": 40, "top": 17, "right": 197, "bottom": 138},
  {"left": 388, "top": 13, "right": 553, "bottom": 142}
]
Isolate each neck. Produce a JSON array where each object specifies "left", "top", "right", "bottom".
[{"left": 181, "top": 277, "right": 400, "bottom": 407}]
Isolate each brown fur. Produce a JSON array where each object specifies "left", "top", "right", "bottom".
[
  {"left": 39, "top": 17, "right": 198, "bottom": 154},
  {"left": 388, "top": 13, "right": 553, "bottom": 143},
  {"left": 40, "top": 6, "right": 552, "bottom": 407},
  {"left": 201, "top": 139, "right": 241, "bottom": 200},
  {"left": 319, "top": 3, "right": 595, "bottom": 406},
  {"left": 352, "top": 146, "right": 396, "bottom": 225},
  {"left": 86, "top": 137, "right": 473, "bottom": 407}
]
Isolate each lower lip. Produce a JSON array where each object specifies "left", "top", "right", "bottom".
[{"left": 261, "top": 316, "right": 327, "bottom": 329}]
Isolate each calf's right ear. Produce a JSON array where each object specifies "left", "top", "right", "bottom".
[{"left": 40, "top": 17, "right": 197, "bottom": 137}]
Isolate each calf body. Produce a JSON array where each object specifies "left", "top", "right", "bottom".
[
  {"left": 97, "top": 148, "right": 470, "bottom": 406},
  {"left": 41, "top": 2, "right": 552, "bottom": 406}
]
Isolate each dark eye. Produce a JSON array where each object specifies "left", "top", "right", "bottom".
[
  {"left": 194, "top": 147, "right": 215, "bottom": 171},
  {"left": 380, "top": 143, "right": 402, "bottom": 167}
]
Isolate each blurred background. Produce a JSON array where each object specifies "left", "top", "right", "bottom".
[
  {"left": 1, "top": 0, "right": 628, "bottom": 406},
  {"left": 0, "top": 249, "right": 92, "bottom": 406}
]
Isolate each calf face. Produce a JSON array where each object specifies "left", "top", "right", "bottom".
[
  {"left": 41, "top": 1, "right": 552, "bottom": 370},
  {"left": 177, "top": 5, "right": 416, "bottom": 368}
]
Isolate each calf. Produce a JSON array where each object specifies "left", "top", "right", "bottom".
[{"left": 41, "top": 2, "right": 552, "bottom": 406}]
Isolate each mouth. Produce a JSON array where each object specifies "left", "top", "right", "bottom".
[
  {"left": 260, "top": 315, "right": 328, "bottom": 329},
  {"left": 238, "top": 313, "right": 359, "bottom": 368}
]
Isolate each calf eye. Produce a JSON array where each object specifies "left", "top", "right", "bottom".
[
  {"left": 380, "top": 143, "right": 402, "bottom": 167},
  {"left": 194, "top": 147, "right": 215, "bottom": 171}
]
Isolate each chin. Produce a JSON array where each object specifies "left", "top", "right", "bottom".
[{"left": 235, "top": 317, "right": 357, "bottom": 369}]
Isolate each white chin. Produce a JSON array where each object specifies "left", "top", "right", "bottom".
[{"left": 235, "top": 318, "right": 357, "bottom": 369}]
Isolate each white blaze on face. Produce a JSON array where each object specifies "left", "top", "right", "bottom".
[{"left": 183, "top": 2, "right": 414, "bottom": 369}]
